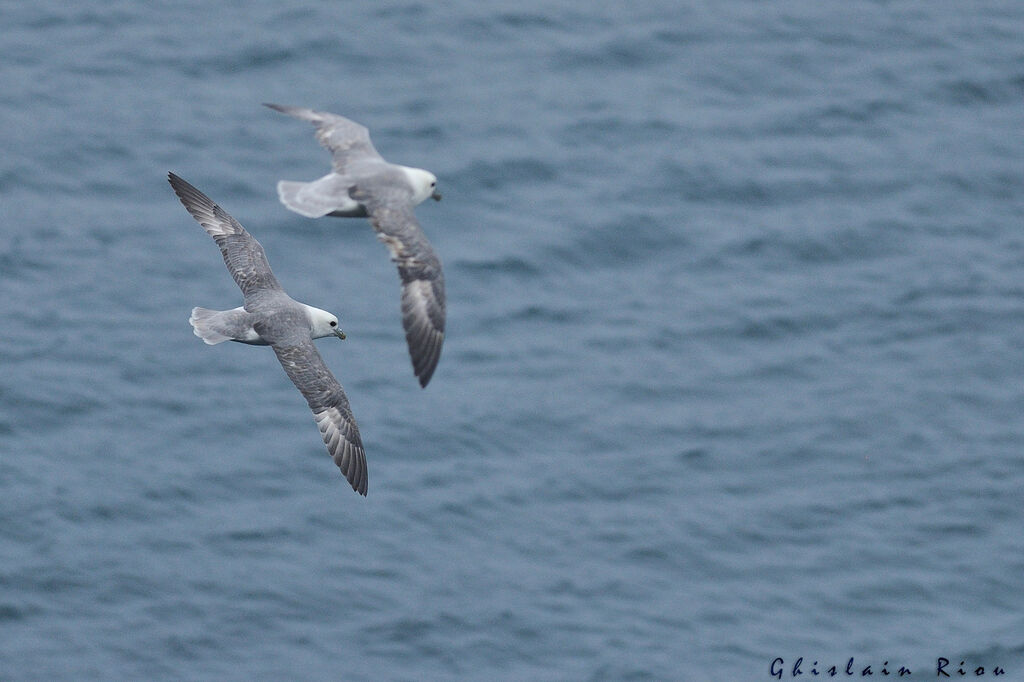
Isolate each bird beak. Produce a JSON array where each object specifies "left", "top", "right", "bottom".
[
  {"left": 431, "top": 191, "right": 442, "bottom": 201},
  {"left": 333, "top": 329, "right": 346, "bottom": 340}
]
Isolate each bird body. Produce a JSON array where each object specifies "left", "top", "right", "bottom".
[
  {"left": 190, "top": 302, "right": 343, "bottom": 346},
  {"left": 277, "top": 164, "right": 438, "bottom": 219}
]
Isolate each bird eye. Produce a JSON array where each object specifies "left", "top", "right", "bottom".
[
  {"left": 330, "top": 320, "right": 337, "bottom": 327},
  {"left": 431, "top": 181, "right": 436, "bottom": 187}
]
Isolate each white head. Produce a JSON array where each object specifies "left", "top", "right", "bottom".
[
  {"left": 402, "top": 166, "right": 442, "bottom": 205},
  {"left": 305, "top": 305, "right": 346, "bottom": 340}
]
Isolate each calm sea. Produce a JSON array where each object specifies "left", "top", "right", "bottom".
[{"left": 2, "top": 1, "right": 1024, "bottom": 679}]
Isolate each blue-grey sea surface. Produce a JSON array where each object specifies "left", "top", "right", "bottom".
[{"left": 2, "top": 1, "right": 1024, "bottom": 679}]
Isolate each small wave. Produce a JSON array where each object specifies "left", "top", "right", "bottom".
[
  {"left": 449, "top": 158, "right": 557, "bottom": 191},
  {"left": 721, "top": 220, "right": 905, "bottom": 266},
  {"left": 559, "top": 116, "right": 679, "bottom": 151},
  {"left": 552, "top": 35, "right": 671, "bottom": 71},
  {"left": 937, "top": 74, "right": 1024, "bottom": 106},
  {"left": 0, "top": 603, "right": 36, "bottom": 621},
  {"left": 548, "top": 212, "right": 688, "bottom": 269},
  {"left": 765, "top": 98, "right": 911, "bottom": 137},
  {"left": 497, "top": 11, "right": 569, "bottom": 31},
  {"left": 453, "top": 255, "right": 541, "bottom": 277}
]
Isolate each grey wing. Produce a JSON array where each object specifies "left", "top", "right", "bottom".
[
  {"left": 168, "top": 173, "right": 283, "bottom": 299},
  {"left": 264, "top": 103, "right": 383, "bottom": 173},
  {"left": 354, "top": 188, "right": 446, "bottom": 387},
  {"left": 270, "top": 338, "right": 368, "bottom": 496}
]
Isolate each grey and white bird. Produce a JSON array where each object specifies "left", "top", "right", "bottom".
[
  {"left": 265, "top": 103, "right": 445, "bottom": 388},
  {"left": 168, "top": 172, "right": 368, "bottom": 496}
]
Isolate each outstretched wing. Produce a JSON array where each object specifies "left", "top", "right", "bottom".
[
  {"left": 353, "top": 186, "right": 446, "bottom": 387},
  {"left": 264, "top": 103, "right": 384, "bottom": 174},
  {"left": 168, "top": 173, "right": 283, "bottom": 300},
  {"left": 269, "top": 337, "right": 368, "bottom": 496}
]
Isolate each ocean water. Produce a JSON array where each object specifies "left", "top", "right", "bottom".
[{"left": 2, "top": 1, "right": 1024, "bottom": 679}]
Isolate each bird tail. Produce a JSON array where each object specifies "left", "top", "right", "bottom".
[
  {"left": 277, "top": 180, "right": 336, "bottom": 218},
  {"left": 189, "top": 307, "right": 246, "bottom": 345}
]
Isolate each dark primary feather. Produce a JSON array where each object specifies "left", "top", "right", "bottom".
[
  {"left": 271, "top": 338, "right": 368, "bottom": 496},
  {"left": 168, "top": 173, "right": 283, "bottom": 300},
  {"left": 353, "top": 186, "right": 446, "bottom": 387},
  {"left": 264, "top": 103, "right": 383, "bottom": 174}
]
